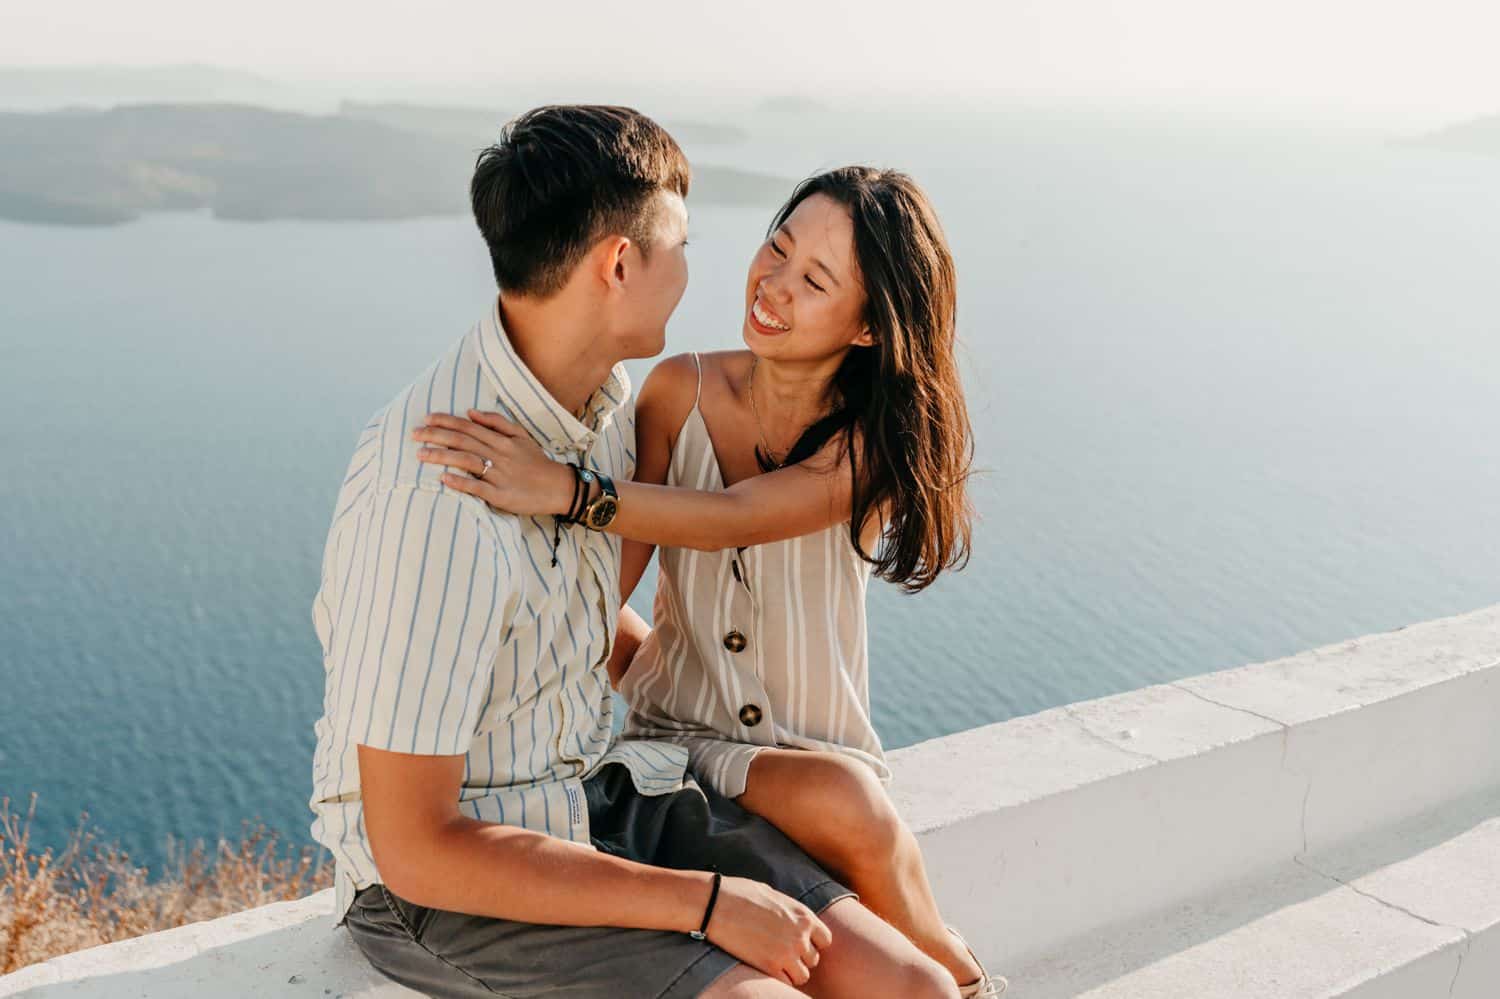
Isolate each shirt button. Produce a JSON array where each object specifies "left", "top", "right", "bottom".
[
  {"left": 739, "top": 704, "right": 763, "bottom": 727},
  {"left": 722, "top": 630, "right": 748, "bottom": 653}
]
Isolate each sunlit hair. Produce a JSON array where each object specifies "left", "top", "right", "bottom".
[
  {"left": 761, "top": 166, "right": 973, "bottom": 593},
  {"left": 470, "top": 105, "right": 690, "bottom": 297}
]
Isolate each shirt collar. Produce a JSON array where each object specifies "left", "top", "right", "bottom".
[{"left": 474, "top": 297, "right": 632, "bottom": 456}]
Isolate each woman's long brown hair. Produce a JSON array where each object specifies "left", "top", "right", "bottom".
[{"left": 763, "top": 166, "right": 974, "bottom": 593}]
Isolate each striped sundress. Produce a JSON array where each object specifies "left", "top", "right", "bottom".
[{"left": 619, "top": 352, "right": 891, "bottom": 799}]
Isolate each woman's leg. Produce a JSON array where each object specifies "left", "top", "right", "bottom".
[
  {"left": 736, "top": 749, "right": 983, "bottom": 989},
  {"left": 700, "top": 962, "right": 806, "bottom": 999}
]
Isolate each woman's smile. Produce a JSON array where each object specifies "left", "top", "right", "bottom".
[{"left": 749, "top": 294, "right": 792, "bottom": 335}]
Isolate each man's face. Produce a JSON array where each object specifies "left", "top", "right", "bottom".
[{"left": 612, "top": 190, "right": 690, "bottom": 359}]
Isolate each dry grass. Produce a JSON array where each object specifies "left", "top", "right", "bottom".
[{"left": 0, "top": 793, "right": 333, "bottom": 975}]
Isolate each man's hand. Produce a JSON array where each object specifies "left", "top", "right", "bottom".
[{"left": 704, "top": 875, "right": 834, "bottom": 988}]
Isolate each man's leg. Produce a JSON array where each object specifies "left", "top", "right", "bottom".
[
  {"left": 801, "top": 897, "right": 959, "bottom": 999},
  {"left": 344, "top": 882, "right": 739, "bottom": 999}
]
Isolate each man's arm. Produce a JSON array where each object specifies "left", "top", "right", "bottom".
[
  {"left": 358, "top": 746, "right": 832, "bottom": 984},
  {"left": 344, "top": 489, "right": 682, "bottom": 925},
  {"left": 359, "top": 746, "right": 709, "bottom": 927},
  {"left": 338, "top": 486, "right": 831, "bottom": 983}
]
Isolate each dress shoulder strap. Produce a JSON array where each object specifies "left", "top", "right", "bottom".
[{"left": 691, "top": 351, "right": 703, "bottom": 408}]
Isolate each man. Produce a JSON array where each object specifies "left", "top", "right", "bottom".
[{"left": 308, "top": 105, "right": 957, "bottom": 998}]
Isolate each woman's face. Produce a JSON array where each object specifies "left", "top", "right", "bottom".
[{"left": 742, "top": 192, "right": 872, "bottom": 362}]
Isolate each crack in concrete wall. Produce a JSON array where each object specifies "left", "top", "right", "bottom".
[
  {"left": 1290, "top": 853, "right": 1476, "bottom": 997},
  {"left": 1060, "top": 705, "right": 1163, "bottom": 764},
  {"left": 1166, "top": 664, "right": 1493, "bottom": 999},
  {"left": 1188, "top": 669, "right": 1479, "bottom": 995},
  {"left": 1166, "top": 680, "right": 1292, "bottom": 730},
  {"left": 1447, "top": 938, "right": 1469, "bottom": 999},
  {"left": 1167, "top": 681, "right": 1316, "bottom": 854}
]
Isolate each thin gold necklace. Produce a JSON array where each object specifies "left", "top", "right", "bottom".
[
  {"left": 747, "top": 357, "right": 785, "bottom": 468},
  {"left": 748, "top": 357, "right": 834, "bottom": 469}
]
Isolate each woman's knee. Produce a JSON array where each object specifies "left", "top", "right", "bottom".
[
  {"left": 802, "top": 754, "right": 904, "bottom": 864},
  {"left": 895, "top": 954, "right": 962, "bottom": 999},
  {"left": 741, "top": 750, "right": 905, "bottom": 875},
  {"left": 810, "top": 899, "right": 959, "bottom": 999}
]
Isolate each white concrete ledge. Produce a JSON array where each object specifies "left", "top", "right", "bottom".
[
  {"left": 7, "top": 604, "right": 1499, "bottom": 998},
  {"left": 897, "top": 604, "right": 1500, "bottom": 974},
  {"left": 0, "top": 891, "right": 405, "bottom": 998}
]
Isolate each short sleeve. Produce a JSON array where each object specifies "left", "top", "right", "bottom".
[{"left": 328, "top": 485, "right": 519, "bottom": 757}]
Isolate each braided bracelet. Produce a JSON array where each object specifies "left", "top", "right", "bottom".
[
  {"left": 564, "top": 462, "right": 586, "bottom": 523},
  {"left": 550, "top": 464, "right": 586, "bottom": 568}
]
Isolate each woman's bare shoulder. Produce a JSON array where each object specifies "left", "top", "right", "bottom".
[
  {"left": 696, "top": 349, "right": 752, "bottom": 397},
  {"left": 635, "top": 353, "right": 704, "bottom": 452},
  {"left": 639, "top": 352, "right": 700, "bottom": 407}
]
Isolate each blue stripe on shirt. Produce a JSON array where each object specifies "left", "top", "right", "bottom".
[{"left": 407, "top": 503, "right": 464, "bottom": 752}]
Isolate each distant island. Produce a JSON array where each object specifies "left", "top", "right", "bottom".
[
  {"left": 0, "top": 102, "right": 789, "bottom": 226},
  {"left": 1411, "top": 113, "right": 1500, "bottom": 156}
]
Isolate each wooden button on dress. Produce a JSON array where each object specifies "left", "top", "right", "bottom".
[
  {"left": 738, "top": 704, "right": 763, "bottom": 727},
  {"left": 722, "top": 629, "right": 748, "bottom": 653}
]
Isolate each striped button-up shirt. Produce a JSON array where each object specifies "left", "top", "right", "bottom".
[{"left": 309, "top": 299, "right": 690, "bottom": 924}]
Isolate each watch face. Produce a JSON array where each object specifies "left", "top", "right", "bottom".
[{"left": 587, "top": 496, "right": 619, "bottom": 529}]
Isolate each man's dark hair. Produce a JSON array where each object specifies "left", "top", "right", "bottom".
[{"left": 470, "top": 105, "right": 691, "bottom": 298}]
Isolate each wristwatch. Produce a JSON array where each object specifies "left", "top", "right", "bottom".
[{"left": 580, "top": 470, "right": 619, "bottom": 530}]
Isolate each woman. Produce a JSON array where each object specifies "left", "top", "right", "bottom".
[{"left": 413, "top": 167, "right": 1005, "bottom": 997}]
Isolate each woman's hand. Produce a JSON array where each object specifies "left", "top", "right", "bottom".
[{"left": 412, "top": 410, "right": 576, "bottom": 517}]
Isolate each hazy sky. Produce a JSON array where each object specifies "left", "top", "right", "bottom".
[{"left": 5, "top": 0, "right": 1500, "bottom": 121}]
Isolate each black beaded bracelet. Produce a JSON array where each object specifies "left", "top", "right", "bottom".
[{"left": 689, "top": 871, "right": 722, "bottom": 941}]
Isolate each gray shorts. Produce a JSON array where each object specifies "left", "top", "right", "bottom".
[{"left": 344, "top": 763, "right": 855, "bottom": 999}]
